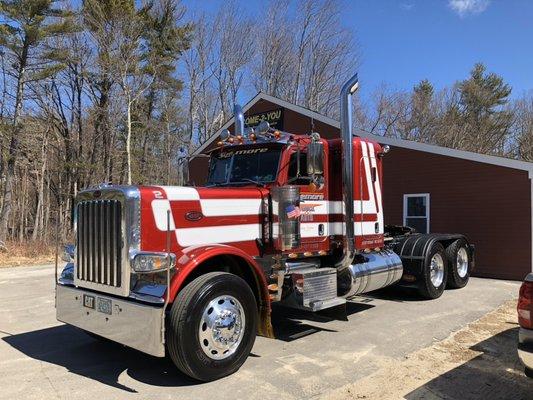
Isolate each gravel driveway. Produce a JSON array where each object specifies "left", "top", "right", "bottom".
[{"left": 0, "top": 264, "right": 525, "bottom": 400}]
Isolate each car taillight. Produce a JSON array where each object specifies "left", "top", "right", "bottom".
[{"left": 518, "top": 280, "right": 533, "bottom": 329}]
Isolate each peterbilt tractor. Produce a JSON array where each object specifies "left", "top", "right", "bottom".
[{"left": 56, "top": 74, "right": 474, "bottom": 382}]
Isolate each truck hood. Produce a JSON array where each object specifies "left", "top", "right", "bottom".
[{"left": 138, "top": 185, "right": 268, "bottom": 252}]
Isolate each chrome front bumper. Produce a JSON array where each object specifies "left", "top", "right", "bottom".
[
  {"left": 56, "top": 284, "right": 165, "bottom": 357},
  {"left": 518, "top": 327, "right": 533, "bottom": 370}
]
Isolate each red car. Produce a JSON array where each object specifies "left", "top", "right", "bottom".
[{"left": 518, "top": 273, "right": 533, "bottom": 378}]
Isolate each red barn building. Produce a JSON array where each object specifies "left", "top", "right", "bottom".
[{"left": 188, "top": 93, "right": 533, "bottom": 281}]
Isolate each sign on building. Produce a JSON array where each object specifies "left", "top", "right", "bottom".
[{"left": 245, "top": 108, "right": 283, "bottom": 130}]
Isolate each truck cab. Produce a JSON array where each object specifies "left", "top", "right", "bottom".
[{"left": 56, "top": 73, "right": 474, "bottom": 382}]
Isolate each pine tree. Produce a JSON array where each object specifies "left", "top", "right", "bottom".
[
  {"left": 0, "top": 0, "right": 75, "bottom": 242},
  {"left": 137, "top": 0, "right": 191, "bottom": 181},
  {"left": 457, "top": 63, "right": 513, "bottom": 153},
  {"left": 409, "top": 79, "right": 436, "bottom": 141}
]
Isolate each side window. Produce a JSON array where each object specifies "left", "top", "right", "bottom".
[
  {"left": 403, "top": 193, "right": 430, "bottom": 233},
  {"left": 288, "top": 152, "right": 309, "bottom": 185}
]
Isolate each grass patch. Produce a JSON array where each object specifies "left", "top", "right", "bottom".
[{"left": 0, "top": 240, "right": 56, "bottom": 267}]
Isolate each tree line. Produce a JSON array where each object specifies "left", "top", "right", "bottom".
[
  {"left": 0, "top": 0, "right": 531, "bottom": 247},
  {"left": 358, "top": 63, "right": 533, "bottom": 160}
]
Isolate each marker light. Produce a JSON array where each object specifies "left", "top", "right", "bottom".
[{"left": 350, "top": 81, "right": 359, "bottom": 94}]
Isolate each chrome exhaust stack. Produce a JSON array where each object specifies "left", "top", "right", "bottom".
[
  {"left": 336, "top": 74, "right": 359, "bottom": 295},
  {"left": 336, "top": 74, "right": 403, "bottom": 297},
  {"left": 234, "top": 104, "right": 245, "bottom": 136}
]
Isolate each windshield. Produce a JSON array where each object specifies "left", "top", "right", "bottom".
[{"left": 207, "top": 147, "right": 281, "bottom": 185}]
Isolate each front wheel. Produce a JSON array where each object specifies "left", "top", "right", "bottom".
[
  {"left": 167, "top": 272, "right": 257, "bottom": 381},
  {"left": 417, "top": 242, "right": 447, "bottom": 299}
]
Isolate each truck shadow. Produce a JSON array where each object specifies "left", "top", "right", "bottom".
[
  {"left": 272, "top": 301, "right": 374, "bottom": 342},
  {"left": 404, "top": 327, "right": 532, "bottom": 400},
  {"left": 2, "top": 301, "right": 375, "bottom": 391},
  {"left": 356, "top": 285, "right": 426, "bottom": 302},
  {"left": 2, "top": 325, "right": 197, "bottom": 391}
]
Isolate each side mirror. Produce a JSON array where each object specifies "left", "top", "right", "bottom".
[{"left": 307, "top": 141, "right": 324, "bottom": 175}]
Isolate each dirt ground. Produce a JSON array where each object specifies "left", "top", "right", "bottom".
[
  {"left": 324, "top": 299, "right": 532, "bottom": 400},
  {"left": 0, "top": 241, "right": 55, "bottom": 267}
]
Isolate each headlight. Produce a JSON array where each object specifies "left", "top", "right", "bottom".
[{"left": 132, "top": 252, "right": 175, "bottom": 273}]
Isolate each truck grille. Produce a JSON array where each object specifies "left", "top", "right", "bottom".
[{"left": 76, "top": 200, "right": 123, "bottom": 287}]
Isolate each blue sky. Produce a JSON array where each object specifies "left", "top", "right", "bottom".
[{"left": 183, "top": 0, "right": 533, "bottom": 102}]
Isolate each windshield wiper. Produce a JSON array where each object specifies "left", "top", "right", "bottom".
[
  {"left": 205, "top": 182, "right": 229, "bottom": 187},
  {"left": 206, "top": 179, "right": 266, "bottom": 188},
  {"left": 234, "top": 178, "right": 266, "bottom": 187}
]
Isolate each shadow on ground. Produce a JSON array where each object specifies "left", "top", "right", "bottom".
[
  {"left": 272, "top": 300, "right": 374, "bottom": 341},
  {"left": 405, "top": 327, "right": 533, "bottom": 400},
  {"left": 3, "top": 324, "right": 197, "bottom": 392},
  {"left": 1, "top": 299, "right": 373, "bottom": 392}
]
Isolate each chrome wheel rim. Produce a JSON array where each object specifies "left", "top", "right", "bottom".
[
  {"left": 457, "top": 247, "right": 469, "bottom": 278},
  {"left": 430, "top": 253, "right": 445, "bottom": 287},
  {"left": 198, "top": 295, "right": 245, "bottom": 360}
]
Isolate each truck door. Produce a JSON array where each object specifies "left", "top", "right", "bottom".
[
  {"left": 354, "top": 139, "right": 384, "bottom": 249},
  {"left": 285, "top": 148, "right": 331, "bottom": 253}
]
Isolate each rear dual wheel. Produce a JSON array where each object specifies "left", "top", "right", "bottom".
[
  {"left": 417, "top": 242, "right": 447, "bottom": 299},
  {"left": 446, "top": 238, "right": 471, "bottom": 289},
  {"left": 167, "top": 272, "right": 257, "bottom": 382},
  {"left": 417, "top": 239, "right": 471, "bottom": 299}
]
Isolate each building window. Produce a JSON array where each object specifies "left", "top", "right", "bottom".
[{"left": 403, "top": 193, "right": 430, "bottom": 234}]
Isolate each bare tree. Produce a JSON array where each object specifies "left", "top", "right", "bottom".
[{"left": 211, "top": 3, "right": 255, "bottom": 121}]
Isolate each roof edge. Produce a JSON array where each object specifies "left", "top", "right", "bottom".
[
  {"left": 356, "top": 131, "right": 533, "bottom": 177},
  {"left": 188, "top": 92, "right": 533, "bottom": 176}
]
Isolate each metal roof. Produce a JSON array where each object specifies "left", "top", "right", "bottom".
[{"left": 191, "top": 92, "right": 533, "bottom": 178}]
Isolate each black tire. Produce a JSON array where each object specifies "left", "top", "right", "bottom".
[
  {"left": 525, "top": 367, "right": 533, "bottom": 379},
  {"left": 167, "top": 272, "right": 257, "bottom": 382},
  {"left": 417, "top": 242, "right": 448, "bottom": 299},
  {"left": 446, "top": 238, "right": 470, "bottom": 289}
]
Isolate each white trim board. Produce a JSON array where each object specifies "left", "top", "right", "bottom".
[
  {"left": 403, "top": 193, "right": 430, "bottom": 234},
  {"left": 190, "top": 92, "right": 533, "bottom": 178}
]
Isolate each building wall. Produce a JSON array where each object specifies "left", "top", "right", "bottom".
[
  {"left": 188, "top": 101, "right": 532, "bottom": 281},
  {"left": 382, "top": 147, "right": 532, "bottom": 281}
]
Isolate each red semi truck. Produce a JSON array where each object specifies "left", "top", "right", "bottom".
[{"left": 56, "top": 74, "right": 474, "bottom": 381}]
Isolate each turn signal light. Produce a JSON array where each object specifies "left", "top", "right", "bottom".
[{"left": 518, "top": 279, "right": 533, "bottom": 329}]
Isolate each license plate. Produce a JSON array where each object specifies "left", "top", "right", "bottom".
[
  {"left": 83, "top": 294, "right": 95, "bottom": 309},
  {"left": 97, "top": 298, "right": 112, "bottom": 315}
]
